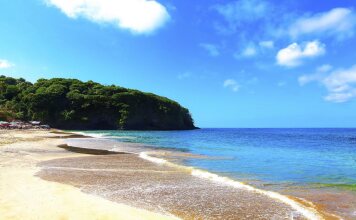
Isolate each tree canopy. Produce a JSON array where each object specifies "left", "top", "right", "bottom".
[{"left": 0, "top": 75, "right": 196, "bottom": 130}]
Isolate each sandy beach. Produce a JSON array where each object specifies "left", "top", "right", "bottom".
[
  {"left": 0, "top": 130, "right": 177, "bottom": 220},
  {"left": 0, "top": 130, "right": 335, "bottom": 220}
]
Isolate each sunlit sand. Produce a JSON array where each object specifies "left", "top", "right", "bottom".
[{"left": 0, "top": 130, "right": 177, "bottom": 220}]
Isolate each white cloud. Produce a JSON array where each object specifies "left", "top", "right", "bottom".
[
  {"left": 0, "top": 59, "right": 13, "bottom": 69},
  {"left": 298, "top": 74, "right": 322, "bottom": 86},
  {"left": 323, "top": 66, "right": 356, "bottom": 102},
  {"left": 234, "top": 41, "right": 274, "bottom": 60},
  {"left": 45, "top": 0, "right": 170, "bottom": 34},
  {"left": 214, "top": 0, "right": 270, "bottom": 24},
  {"left": 324, "top": 92, "right": 355, "bottom": 103},
  {"left": 223, "top": 79, "right": 237, "bottom": 87},
  {"left": 299, "top": 65, "right": 356, "bottom": 103},
  {"left": 290, "top": 8, "right": 356, "bottom": 40},
  {"left": 234, "top": 44, "right": 257, "bottom": 59},
  {"left": 233, "top": 42, "right": 262, "bottom": 60},
  {"left": 177, "top": 72, "right": 191, "bottom": 80},
  {"left": 223, "top": 79, "right": 240, "bottom": 92},
  {"left": 276, "top": 40, "right": 326, "bottom": 67},
  {"left": 259, "top": 40, "right": 274, "bottom": 49},
  {"left": 298, "top": 64, "right": 333, "bottom": 85},
  {"left": 241, "top": 45, "right": 257, "bottom": 57},
  {"left": 213, "top": 0, "right": 271, "bottom": 34},
  {"left": 317, "top": 64, "right": 333, "bottom": 73},
  {"left": 200, "top": 43, "right": 220, "bottom": 57}
]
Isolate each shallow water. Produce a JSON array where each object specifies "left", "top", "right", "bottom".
[
  {"left": 73, "top": 128, "right": 356, "bottom": 219},
  {"left": 38, "top": 154, "right": 308, "bottom": 220},
  {"left": 77, "top": 129, "right": 356, "bottom": 187}
]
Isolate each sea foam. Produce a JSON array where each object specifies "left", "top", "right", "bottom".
[
  {"left": 73, "top": 132, "right": 136, "bottom": 140},
  {"left": 139, "top": 152, "right": 323, "bottom": 220},
  {"left": 72, "top": 132, "right": 107, "bottom": 138}
]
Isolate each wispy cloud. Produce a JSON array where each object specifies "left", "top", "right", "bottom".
[
  {"left": 44, "top": 0, "right": 170, "bottom": 34},
  {"left": 276, "top": 40, "right": 326, "bottom": 67},
  {"left": 317, "top": 64, "right": 333, "bottom": 73},
  {"left": 212, "top": 0, "right": 271, "bottom": 34},
  {"left": 323, "top": 66, "right": 356, "bottom": 102},
  {"left": 241, "top": 45, "right": 257, "bottom": 57},
  {"left": 299, "top": 65, "right": 356, "bottom": 103},
  {"left": 200, "top": 43, "right": 220, "bottom": 57},
  {"left": 223, "top": 79, "right": 240, "bottom": 92},
  {"left": 0, "top": 59, "right": 14, "bottom": 69},
  {"left": 277, "top": 81, "right": 287, "bottom": 87},
  {"left": 298, "top": 64, "right": 332, "bottom": 86},
  {"left": 259, "top": 40, "right": 274, "bottom": 49},
  {"left": 234, "top": 44, "right": 257, "bottom": 59},
  {"left": 234, "top": 41, "right": 274, "bottom": 59},
  {"left": 214, "top": 0, "right": 270, "bottom": 25},
  {"left": 289, "top": 8, "right": 356, "bottom": 40},
  {"left": 177, "top": 72, "right": 191, "bottom": 80}
]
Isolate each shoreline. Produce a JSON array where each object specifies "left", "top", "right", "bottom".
[
  {"left": 70, "top": 131, "right": 352, "bottom": 219},
  {"left": 0, "top": 129, "right": 346, "bottom": 219},
  {"left": 138, "top": 152, "right": 333, "bottom": 220},
  {"left": 43, "top": 132, "right": 325, "bottom": 219}
]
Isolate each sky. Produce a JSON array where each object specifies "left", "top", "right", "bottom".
[{"left": 1, "top": 0, "right": 356, "bottom": 128}]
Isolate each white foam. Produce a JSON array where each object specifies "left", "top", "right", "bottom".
[
  {"left": 72, "top": 132, "right": 107, "bottom": 138},
  {"left": 139, "top": 152, "right": 167, "bottom": 164},
  {"left": 72, "top": 132, "right": 136, "bottom": 140},
  {"left": 139, "top": 152, "right": 323, "bottom": 220}
]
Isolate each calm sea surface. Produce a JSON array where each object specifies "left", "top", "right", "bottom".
[{"left": 79, "top": 128, "right": 356, "bottom": 190}]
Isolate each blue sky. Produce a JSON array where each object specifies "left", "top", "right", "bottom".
[{"left": 1, "top": 0, "right": 356, "bottom": 128}]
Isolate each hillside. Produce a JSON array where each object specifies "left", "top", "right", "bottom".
[{"left": 0, "top": 76, "right": 196, "bottom": 130}]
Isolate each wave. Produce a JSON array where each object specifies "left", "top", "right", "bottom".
[
  {"left": 72, "top": 132, "right": 136, "bottom": 140},
  {"left": 72, "top": 132, "right": 107, "bottom": 138},
  {"left": 65, "top": 133, "right": 327, "bottom": 220},
  {"left": 139, "top": 152, "right": 324, "bottom": 220}
]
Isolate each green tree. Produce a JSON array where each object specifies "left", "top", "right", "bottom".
[{"left": 0, "top": 76, "right": 196, "bottom": 130}]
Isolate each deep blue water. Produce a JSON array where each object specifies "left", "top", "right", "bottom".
[{"left": 81, "top": 128, "right": 356, "bottom": 188}]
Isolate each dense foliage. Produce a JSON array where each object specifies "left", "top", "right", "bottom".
[{"left": 0, "top": 76, "right": 196, "bottom": 130}]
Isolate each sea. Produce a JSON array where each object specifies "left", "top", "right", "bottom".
[{"left": 73, "top": 128, "right": 356, "bottom": 219}]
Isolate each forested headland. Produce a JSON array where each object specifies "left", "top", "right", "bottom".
[{"left": 0, "top": 76, "right": 196, "bottom": 130}]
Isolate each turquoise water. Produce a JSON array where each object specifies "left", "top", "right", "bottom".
[{"left": 80, "top": 128, "right": 356, "bottom": 189}]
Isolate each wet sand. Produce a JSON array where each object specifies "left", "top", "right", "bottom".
[
  {"left": 0, "top": 130, "right": 177, "bottom": 220},
  {"left": 37, "top": 147, "right": 319, "bottom": 219},
  {"left": 284, "top": 188, "right": 356, "bottom": 220}
]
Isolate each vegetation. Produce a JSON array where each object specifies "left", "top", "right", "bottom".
[{"left": 0, "top": 75, "right": 196, "bottom": 130}]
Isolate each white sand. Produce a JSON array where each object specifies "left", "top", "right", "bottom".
[{"left": 0, "top": 130, "right": 178, "bottom": 220}]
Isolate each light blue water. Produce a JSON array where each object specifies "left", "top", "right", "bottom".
[{"left": 80, "top": 128, "right": 356, "bottom": 189}]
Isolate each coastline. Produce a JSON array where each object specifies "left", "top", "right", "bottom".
[
  {"left": 0, "top": 129, "right": 344, "bottom": 220},
  {"left": 138, "top": 153, "right": 335, "bottom": 220},
  {"left": 0, "top": 130, "right": 178, "bottom": 220},
  {"left": 45, "top": 132, "right": 324, "bottom": 219}
]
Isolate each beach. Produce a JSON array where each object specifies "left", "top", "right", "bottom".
[
  {"left": 0, "top": 130, "right": 176, "bottom": 220},
  {"left": 0, "top": 129, "right": 342, "bottom": 220}
]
